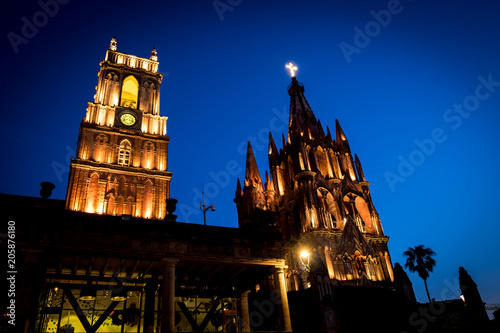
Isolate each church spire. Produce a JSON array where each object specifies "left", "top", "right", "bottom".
[
  {"left": 335, "top": 119, "right": 351, "bottom": 154},
  {"left": 268, "top": 132, "right": 279, "bottom": 162},
  {"left": 233, "top": 66, "right": 394, "bottom": 291},
  {"left": 235, "top": 178, "right": 243, "bottom": 198},
  {"left": 287, "top": 75, "right": 323, "bottom": 144},
  {"left": 244, "top": 142, "right": 263, "bottom": 190},
  {"left": 355, "top": 154, "right": 366, "bottom": 182}
]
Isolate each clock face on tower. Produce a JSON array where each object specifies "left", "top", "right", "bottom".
[{"left": 120, "top": 113, "right": 136, "bottom": 126}]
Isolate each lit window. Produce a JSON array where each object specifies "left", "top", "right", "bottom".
[
  {"left": 118, "top": 140, "right": 132, "bottom": 166},
  {"left": 120, "top": 76, "right": 139, "bottom": 109}
]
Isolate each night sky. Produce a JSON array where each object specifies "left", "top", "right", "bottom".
[{"left": 2, "top": 0, "right": 500, "bottom": 305}]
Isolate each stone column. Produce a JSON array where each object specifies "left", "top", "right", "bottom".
[
  {"left": 274, "top": 267, "right": 292, "bottom": 332},
  {"left": 160, "top": 258, "right": 177, "bottom": 333},
  {"left": 240, "top": 290, "right": 251, "bottom": 332},
  {"left": 143, "top": 278, "right": 158, "bottom": 333},
  {"left": 103, "top": 198, "right": 109, "bottom": 214}
]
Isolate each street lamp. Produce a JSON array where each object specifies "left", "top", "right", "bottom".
[
  {"left": 200, "top": 186, "right": 215, "bottom": 225},
  {"left": 300, "top": 250, "right": 310, "bottom": 272},
  {"left": 299, "top": 250, "right": 311, "bottom": 289}
]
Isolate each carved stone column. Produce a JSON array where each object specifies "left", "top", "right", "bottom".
[
  {"left": 240, "top": 290, "right": 251, "bottom": 332},
  {"left": 160, "top": 258, "right": 177, "bottom": 333},
  {"left": 274, "top": 267, "right": 292, "bottom": 332}
]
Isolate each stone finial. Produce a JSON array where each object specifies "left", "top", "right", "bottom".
[
  {"left": 150, "top": 47, "right": 158, "bottom": 61},
  {"left": 110, "top": 37, "right": 117, "bottom": 51},
  {"left": 165, "top": 198, "right": 178, "bottom": 222}
]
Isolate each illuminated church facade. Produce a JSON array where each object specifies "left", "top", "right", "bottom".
[
  {"left": 235, "top": 73, "right": 394, "bottom": 287},
  {"left": 65, "top": 38, "right": 171, "bottom": 220},
  {"left": 4, "top": 40, "right": 427, "bottom": 333}
]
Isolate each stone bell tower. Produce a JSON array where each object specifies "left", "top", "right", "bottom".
[
  {"left": 66, "top": 38, "right": 172, "bottom": 219},
  {"left": 235, "top": 67, "right": 394, "bottom": 290}
]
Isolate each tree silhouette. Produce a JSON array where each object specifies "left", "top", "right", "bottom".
[{"left": 403, "top": 245, "right": 436, "bottom": 302}]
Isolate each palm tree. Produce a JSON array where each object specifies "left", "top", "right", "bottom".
[{"left": 403, "top": 245, "right": 436, "bottom": 302}]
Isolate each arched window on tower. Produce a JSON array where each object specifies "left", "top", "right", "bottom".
[
  {"left": 142, "top": 142, "right": 155, "bottom": 169},
  {"left": 317, "top": 147, "right": 331, "bottom": 178},
  {"left": 116, "top": 196, "right": 124, "bottom": 216},
  {"left": 354, "top": 196, "right": 373, "bottom": 234},
  {"left": 120, "top": 75, "right": 139, "bottom": 109},
  {"left": 85, "top": 173, "right": 99, "bottom": 213},
  {"left": 143, "top": 181, "right": 153, "bottom": 218},
  {"left": 106, "top": 195, "right": 115, "bottom": 215},
  {"left": 118, "top": 140, "right": 132, "bottom": 166},
  {"left": 103, "top": 72, "right": 119, "bottom": 106},
  {"left": 125, "top": 197, "right": 134, "bottom": 215},
  {"left": 94, "top": 134, "right": 108, "bottom": 163},
  {"left": 140, "top": 80, "right": 157, "bottom": 114}
]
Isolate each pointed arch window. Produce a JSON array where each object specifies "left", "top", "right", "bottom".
[
  {"left": 118, "top": 140, "right": 132, "bottom": 166},
  {"left": 120, "top": 75, "right": 139, "bottom": 109},
  {"left": 365, "top": 257, "right": 376, "bottom": 280},
  {"left": 317, "top": 147, "right": 331, "bottom": 178}
]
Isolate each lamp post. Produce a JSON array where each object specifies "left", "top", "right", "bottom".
[
  {"left": 299, "top": 250, "right": 311, "bottom": 289},
  {"left": 300, "top": 250, "right": 310, "bottom": 272},
  {"left": 200, "top": 186, "right": 215, "bottom": 225}
]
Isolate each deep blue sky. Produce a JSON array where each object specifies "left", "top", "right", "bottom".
[{"left": 2, "top": 0, "right": 500, "bottom": 305}]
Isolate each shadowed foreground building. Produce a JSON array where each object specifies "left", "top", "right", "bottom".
[{"left": 2, "top": 40, "right": 493, "bottom": 333}]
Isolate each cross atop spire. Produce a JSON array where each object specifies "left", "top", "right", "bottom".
[{"left": 285, "top": 62, "right": 297, "bottom": 77}]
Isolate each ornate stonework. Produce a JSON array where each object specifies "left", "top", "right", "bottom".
[{"left": 235, "top": 76, "right": 394, "bottom": 288}]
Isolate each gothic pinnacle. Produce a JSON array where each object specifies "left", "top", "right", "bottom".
[
  {"left": 335, "top": 119, "right": 351, "bottom": 153},
  {"left": 268, "top": 132, "right": 279, "bottom": 162},
  {"left": 355, "top": 154, "right": 366, "bottom": 182},
  {"left": 317, "top": 119, "right": 326, "bottom": 139},
  {"left": 244, "top": 142, "right": 263, "bottom": 189},
  {"left": 235, "top": 178, "right": 243, "bottom": 197},
  {"left": 282, "top": 133, "right": 288, "bottom": 151},
  {"left": 326, "top": 125, "right": 333, "bottom": 141},
  {"left": 264, "top": 170, "right": 274, "bottom": 192}
]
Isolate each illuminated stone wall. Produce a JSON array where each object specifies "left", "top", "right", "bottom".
[{"left": 66, "top": 39, "right": 172, "bottom": 219}]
